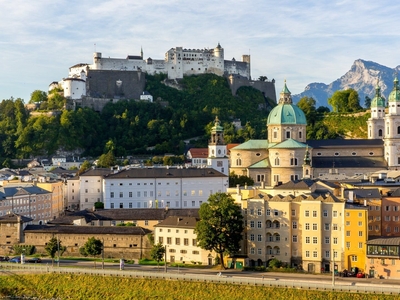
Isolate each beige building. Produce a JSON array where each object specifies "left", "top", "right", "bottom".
[
  {"left": 24, "top": 225, "right": 152, "bottom": 260},
  {"left": 0, "top": 213, "right": 32, "bottom": 255},
  {"left": 154, "top": 216, "right": 216, "bottom": 265}
]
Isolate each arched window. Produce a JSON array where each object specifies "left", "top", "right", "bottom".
[
  {"left": 266, "top": 220, "right": 272, "bottom": 228},
  {"left": 286, "top": 131, "right": 291, "bottom": 139},
  {"left": 397, "top": 126, "right": 400, "bottom": 134},
  {"left": 379, "top": 129, "right": 383, "bottom": 137},
  {"left": 305, "top": 169, "right": 309, "bottom": 175},
  {"left": 274, "top": 233, "right": 281, "bottom": 242},
  {"left": 266, "top": 232, "right": 273, "bottom": 242},
  {"left": 290, "top": 158, "right": 298, "bottom": 166},
  {"left": 274, "top": 246, "right": 280, "bottom": 255},
  {"left": 236, "top": 158, "right": 241, "bottom": 166},
  {"left": 266, "top": 246, "right": 272, "bottom": 255},
  {"left": 299, "top": 131, "right": 302, "bottom": 139},
  {"left": 275, "top": 157, "right": 280, "bottom": 166},
  {"left": 272, "top": 220, "right": 280, "bottom": 228}
]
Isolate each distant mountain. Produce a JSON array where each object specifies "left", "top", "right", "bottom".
[{"left": 292, "top": 59, "right": 400, "bottom": 108}]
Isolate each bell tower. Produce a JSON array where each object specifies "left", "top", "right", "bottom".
[{"left": 207, "top": 116, "right": 229, "bottom": 175}]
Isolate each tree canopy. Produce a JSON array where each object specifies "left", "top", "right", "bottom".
[
  {"left": 328, "top": 89, "right": 363, "bottom": 113},
  {"left": 150, "top": 243, "right": 166, "bottom": 269},
  {"left": 79, "top": 237, "right": 103, "bottom": 267},
  {"left": 228, "top": 173, "right": 254, "bottom": 187},
  {"left": 194, "top": 193, "right": 244, "bottom": 269},
  {"left": 44, "top": 236, "right": 66, "bottom": 266}
]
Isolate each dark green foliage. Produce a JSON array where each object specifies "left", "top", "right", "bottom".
[
  {"left": 150, "top": 243, "right": 166, "bottom": 269},
  {"left": 0, "top": 75, "right": 272, "bottom": 159},
  {"left": 328, "top": 89, "right": 363, "bottom": 113},
  {"left": 195, "top": 193, "right": 244, "bottom": 269},
  {"left": 80, "top": 237, "right": 103, "bottom": 268},
  {"left": 116, "top": 222, "right": 135, "bottom": 226},
  {"left": 94, "top": 202, "right": 104, "bottom": 209},
  {"left": 268, "top": 258, "right": 282, "bottom": 268},
  {"left": 29, "top": 90, "right": 47, "bottom": 103},
  {"left": 229, "top": 173, "right": 255, "bottom": 187},
  {"left": 12, "top": 245, "right": 35, "bottom": 255}
]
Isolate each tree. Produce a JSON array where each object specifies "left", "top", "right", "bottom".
[
  {"left": 78, "top": 160, "right": 92, "bottom": 175},
  {"left": 229, "top": 173, "right": 254, "bottom": 187},
  {"left": 97, "top": 151, "right": 116, "bottom": 168},
  {"left": 297, "top": 97, "right": 317, "bottom": 126},
  {"left": 79, "top": 237, "right": 103, "bottom": 268},
  {"left": 45, "top": 236, "right": 65, "bottom": 266},
  {"left": 258, "top": 76, "right": 268, "bottom": 82},
  {"left": 328, "top": 89, "right": 362, "bottom": 113},
  {"left": 364, "top": 96, "right": 372, "bottom": 109},
  {"left": 29, "top": 90, "right": 47, "bottom": 103},
  {"left": 195, "top": 193, "right": 244, "bottom": 269},
  {"left": 150, "top": 243, "right": 166, "bottom": 270}
]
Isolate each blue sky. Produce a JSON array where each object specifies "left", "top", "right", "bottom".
[{"left": 1, "top": 0, "right": 400, "bottom": 102}]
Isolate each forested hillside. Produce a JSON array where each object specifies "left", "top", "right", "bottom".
[{"left": 0, "top": 74, "right": 274, "bottom": 166}]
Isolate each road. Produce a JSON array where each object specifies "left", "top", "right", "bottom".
[{"left": 29, "top": 259, "right": 396, "bottom": 286}]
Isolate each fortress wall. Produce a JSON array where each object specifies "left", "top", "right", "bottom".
[{"left": 86, "top": 70, "right": 145, "bottom": 100}]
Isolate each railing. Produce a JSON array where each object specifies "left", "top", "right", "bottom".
[{"left": 1, "top": 263, "right": 399, "bottom": 295}]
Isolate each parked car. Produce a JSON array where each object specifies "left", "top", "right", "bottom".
[
  {"left": 0, "top": 256, "right": 9, "bottom": 261},
  {"left": 27, "top": 257, "right": 42, "bottom": 263},
  {"left": 9, "top": 256, "right": 21, "bottom": 263},
  {"left": 356, "top": 272, "right": 365, "bottom": 278}
]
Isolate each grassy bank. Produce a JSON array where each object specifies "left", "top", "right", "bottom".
[{"left": 0, "top": 274, "right": 397, "bottom": 300}]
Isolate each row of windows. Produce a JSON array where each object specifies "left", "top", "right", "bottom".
[
  {"left": 272, "top": 131, "right": 303, "bottom": 140},
  {"left": 249, "top": 246, "right": 281, "bottom": 255},
  {"left": 109, "top": 200, "right": 202, "bottom": 209},
  {"left": 110, "top": 190, "right": 210, "bottom": 198},
  {"left": 158, "top": 237, "right": 197, "bottom": 246},
  {"left": 305, "top": 250, "right": 339, "bottom": 259}
]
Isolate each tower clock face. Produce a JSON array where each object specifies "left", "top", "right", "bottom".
[{"left": 218, "top": 149, "right": 221, "bottom": 154}]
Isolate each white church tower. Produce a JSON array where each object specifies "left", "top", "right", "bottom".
[
  {"left": 384, "top": 75, "right": 400, "bottom": 168},
  {"left": 207, "top": 117, "right": 229, "bottom": 175},
  {"left": 367, "top": 80, "right": 385, "bottom": 139}
]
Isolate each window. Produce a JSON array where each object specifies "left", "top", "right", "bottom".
[
  {"left": 325, "top": 237, "right": 330, "bottom": 244},
  {"left": 274, "top": 157, "right": 280, "bottom": 166},
  {"left": 258, "top": 248, "right": 262, "bottom": 255},
  {"left": 305, "top": 210, "right": 310, "bottom": 217},
  {"left": 291, "top": 209, "right": 296, "bottom": 216},
  {"left": 333, "top": 224, "right": 338, "bottom": 230},
  {"left": 312, "top": 223, "right": 317, "bottom": 230},
  {"left": 167, "top": 237, "right": 172, "bottom": 244},
  {"left": 305, "top": 223, "right": 310, "bottom": 230},
  {"left": 334, "top": 251, "right": 338, "bottom": 258},
  {"left": 305, "top": 237, "right": 310, "bottom": 244},
  {"left": 313, "top": 251, "right": 318, "bottom": 258},
  {"left": 305, "top": 251, "right": 310, "bottom": 258},
  {"left": 192, "top": 239, "right": 197, "bottom": 246},
  {"left": 358, "top": 242, "right": 363, "bottom": 249},
  {"left": 257, "top": 234, "right": 262, "bottom": 242},
  {"left": 351, "top": 255, "right": 358, "bottom": 262},
  {"left": 312, "top": 237, "right": 318, "bottom": 244},
  {"left": 274, "top": 210, "right": 279, "bottom": 216},
  {"left": 110, "top": 192, "right": 114, "bottom": 198},
  {"left": 266, "top": 209, "right": 271, "bottom": 216},
  {"left": 250, "top": 234, "right": 255, "bottom": 241},
  {"left": 250, "top": 221, "right": 255, "bottom": 228},
  {"left": 346, "top": 242, "right": 350, "bottom": 248},
  {"left": 110, "top": 203, "right": 114, "bottom": 208},
  {"left": 292, "top": 235, "right": 298, "bottom": 243},
  {"left": 286, "top": 131, "right": 291, "bottom": 138},
  {"left": 358, "top": 221, "right": 362, "bottom": 226},
  {"left": 312, "top": 211, "right": 317, "bottom": 217},
  {"left": 325, "top": 250, "right": 330, "bottom": 258},
  {"left": 346, "top": 231, "right": 350, "bottom": 237},
  {"left": 333, "top": 211, "right": 338, "bottom": 217},
  {"left": 324, "top": 223, "right": 330, "bottom": 231},
  {"left": 257, "top": 221, "right": 262, "bottom": 228},
  {"left": 158, "top": 237, "right": 163, "bottom": 244},
  {"left": 323, "top": 210, "right": 328, "bottom": 217},
  {"left": 250, "top": 248, "right": 255, "bottom": 255},
  {"left": 175, "top": 238, "right": 180, "bottom": 245},
  {"left": 290, "top": 158, "right": 298, "bottom": 166},
  {"left": 257, "top": 208, "right": 262, "bottom": 216},
  {"left": 358, "top": 231, "right": 363, "bottom": 237},
  {"left": 292, "top": 221, "right": 297, "bottom": 229},
  {"left": 333, "top": 237, "right": 338, "bottom": 244}
]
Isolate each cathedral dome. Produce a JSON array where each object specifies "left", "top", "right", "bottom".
[
  {"left": 388, "top": 76, "right": 400, "bottom": 103},
  {"left": 371, "top": 80, "right": 385, "bottom": 107},
  {"left": 267, "top": 81, "right": 307, "bottom": 125}
]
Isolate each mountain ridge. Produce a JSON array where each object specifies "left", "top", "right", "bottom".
[{"left": 292, "top": 59, "right": 400, "bottom": 108}]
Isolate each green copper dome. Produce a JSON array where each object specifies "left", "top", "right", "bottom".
[
  {"left": 267, "top": 81, "right": 307, "bottom": 125},
  {"left": 371, "top": 80, "right": 385, "bottom": 107},
  {"left": 388, "top": 76, "right": 400, "bottom": 103}
]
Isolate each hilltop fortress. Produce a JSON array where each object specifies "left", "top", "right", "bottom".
[{"left": 51, "top": 43, "right": 276, "bottom": 111}]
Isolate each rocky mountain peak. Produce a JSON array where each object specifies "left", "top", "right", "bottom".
[{"left": 292, "top": 59, "right": 400, "bottom": 108}]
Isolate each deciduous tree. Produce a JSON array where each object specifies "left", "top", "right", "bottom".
[
  {"left": 150, "top": 243, "right": 166, "bottom": 270},
  {"left": 79, "top": 237, "right": 103, "bottom": 268},
  {"left": 195, "top": 193, "right": 244, "bottom": 269}
]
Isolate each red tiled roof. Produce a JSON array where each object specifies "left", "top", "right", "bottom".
[{"left": 187, "top": 148, "right": 208, "bottom": 158}]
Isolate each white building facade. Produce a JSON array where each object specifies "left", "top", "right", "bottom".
[{"left": 103, "top": 168, "right": 228, "bottom": 210}]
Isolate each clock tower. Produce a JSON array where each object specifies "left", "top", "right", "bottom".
[{"left": 207, "top": 117, "right": 229, "bottom": 175}]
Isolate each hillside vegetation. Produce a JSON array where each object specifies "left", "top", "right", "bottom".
[
  {"left": 0, "top": 74, "right": 273, "bottom": 166},
  {"left": 0, "top": 274, "right": 396, "bottom": 300}
]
